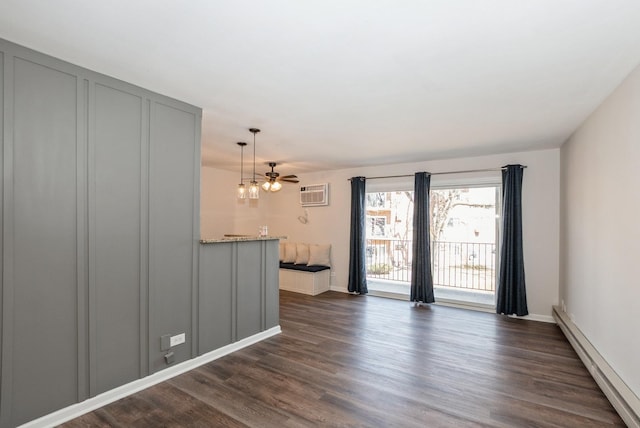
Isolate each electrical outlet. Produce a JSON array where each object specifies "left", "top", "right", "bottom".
[{"left": 170, "top": 333, "right": 185, "bottom": 347}]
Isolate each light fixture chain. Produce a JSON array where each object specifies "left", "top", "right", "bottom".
[
  {"left": 248, "top": 128, "right": 261, "bottom": 199},
  {"left": 236, "top": 142, "right": 248, "bottom": 199}
]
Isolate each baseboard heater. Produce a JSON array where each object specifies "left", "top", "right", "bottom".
[{"left": 552, "top": 306, "right": 640, "bottom": 428}]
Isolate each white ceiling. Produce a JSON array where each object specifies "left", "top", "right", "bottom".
[{"left": 2, "top": 1, "right": 640, "bottom": 174}]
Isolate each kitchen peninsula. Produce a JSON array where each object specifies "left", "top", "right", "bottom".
[{"left": 198, "top": 236, "right": 284, "bottom": 354}]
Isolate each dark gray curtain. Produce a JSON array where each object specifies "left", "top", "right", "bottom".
[
  {"left": 410, "top": 172, "right": 435, "bottom": 303},
  {"left": 496, "top": 164, "right": 528, "bottom": 316},
  {"left": 348, "top": 176, "right": 368, "bottom": 294}
]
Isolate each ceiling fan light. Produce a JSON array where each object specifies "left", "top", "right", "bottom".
[
  {"left": 262, "top": 181, "right": 271, "bottom": 191},
  {"left": 271, "top": 181, "right": 282, "bottom": 192}
]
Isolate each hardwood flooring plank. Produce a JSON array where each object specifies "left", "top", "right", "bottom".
[
  {"left": 61, "top": 291, "right": 625, "bottom": 427},
  {"left": 168, "top": 368, "right": 293, "bottom": 427}
]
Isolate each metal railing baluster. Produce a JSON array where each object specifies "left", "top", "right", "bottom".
[{"left": 366, "top": 239, "right": 496, "bottom": 292}]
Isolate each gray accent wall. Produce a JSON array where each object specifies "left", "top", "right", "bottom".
[
  {"left": 91, "top": 83, "right": 144, "bottom": 394},
  {"left": 11, "top": 55, "right": 80, "bottom": 424},
  {"left": 199, "top": 239, "right": 279, "bottom": 352},
  {"left": 0, "top": 39, "right": 205, "bottom": 427},
  {"left": 0, "top": 50, "right": 4, "bottom": 418},
  {"left": 148, "top": 102, "right": 198, "bottom": 374},
  {"left": 199, "top": 242, "right": 234, "bottom": 352},
  {"left": 265, "top": 241, "right": 280, "bottom": 330}
]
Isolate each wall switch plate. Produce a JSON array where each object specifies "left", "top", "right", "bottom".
[
  {"left": 160, "top": 334, "right": 171, "bottom": 351},
  {"left": 170, "top": 333, "right": 186, "bottom": 347}
]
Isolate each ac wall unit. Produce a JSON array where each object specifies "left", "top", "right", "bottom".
[{"left": 300, "top": 183, "right": 329, "bottom": 206}]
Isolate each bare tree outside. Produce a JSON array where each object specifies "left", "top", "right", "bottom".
[
  {"left": 430, "top": 189, "right": 495, "bottom": 242},
  {"left": 430, "top": 189, "right": 461, "bottom": 242}
]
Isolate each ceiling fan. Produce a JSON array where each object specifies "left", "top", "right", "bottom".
[{"left": 262, "top": 162, "right": 299, "bottom": 192}]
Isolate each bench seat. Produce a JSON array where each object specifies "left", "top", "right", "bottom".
[{"left": 279, "top": 262, "right": 330, "bottom": 296}]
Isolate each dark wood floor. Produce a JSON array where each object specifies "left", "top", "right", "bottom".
[{"left": 63, "top": 291, "right": 624, "bottom": 427}]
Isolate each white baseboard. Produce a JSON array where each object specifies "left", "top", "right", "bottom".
[
  {"left": 368, "top": 289, "right": 409, "bottom": 301},
  {"left": 509, "top": 313, "right": 555, "bottom": 323},
  {"left": 19, "top": 326, "right": 282, "bottom": 428},
  {"left": 553, "top": 306, "right": 639, "bottom": 428},
  {"left": 433, "top": 300, "right": 554, "bottom": 322},
  {"left": 333, "top": 286, "right": 554, "bottom": 322},
  {"left": 436, "top": 300, "right": 493, "bottom": 313}
]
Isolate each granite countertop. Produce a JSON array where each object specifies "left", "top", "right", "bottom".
[{"left": 200, "top": 235, "right": 287, "bottom": 244}]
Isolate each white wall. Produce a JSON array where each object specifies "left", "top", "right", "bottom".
[
  {"left": 201, "top": 165, "right": 277, "bottom": 239},
  {"left": 233, "top": 190, "right": 274, "bottom": 236},
  {"left": 560, "top": 64, "right": 640, "bottom": 397},
  {"left": 200, "top": 166, "right": 237, "bottom": 238},
  {"left": 266, "top": 148, "right": 560, "bottom": 321}
]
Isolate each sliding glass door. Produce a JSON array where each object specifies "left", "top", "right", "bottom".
[
  {"left": 430, "top": 186, "right": 499, "bottom": 306},
  {"left": 365, "top": 184, "right": 500, "bottom": 308}
]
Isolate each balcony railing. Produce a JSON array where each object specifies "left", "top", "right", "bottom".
[{"left": 366, "top": 239, "right": 496, "bottom": 292}]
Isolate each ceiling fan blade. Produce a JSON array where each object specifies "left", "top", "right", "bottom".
[
  {"left": 280, "top": 174, "right": 298, "bottom": 179},
  {"left": 280, "top": 178, "right": 299, "bottom": 183}
]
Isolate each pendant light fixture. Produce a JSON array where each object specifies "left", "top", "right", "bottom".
[
  {"left": 248, "top": 128, "right": 260, "bottom": 199},
  {"left": 236, "top": 142, "right": 247, "bottom": 199}
]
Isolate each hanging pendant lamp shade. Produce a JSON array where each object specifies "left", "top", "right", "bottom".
[
  {"left": 248, "top": 181, "right": 260, "bottom": 199},
  {"left": 236, "top": 142, "right": 247, "bottom": 199},
  {"left": 248, "top": 128, "right": 260, "bottom": 199},
  {"left": 262, "top": 180, "right": 282, "bottom": 192}
]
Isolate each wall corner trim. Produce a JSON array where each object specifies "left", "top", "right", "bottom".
[
  {"left": 18, "top": 326, "right": 282, "bottom": 428},
  {"left": 553, "top": 306, "right": 640, "bottom": 428}
]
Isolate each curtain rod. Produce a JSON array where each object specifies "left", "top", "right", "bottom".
[{"left": 348, "top": 166, "right": 527, "bottom": 181}]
